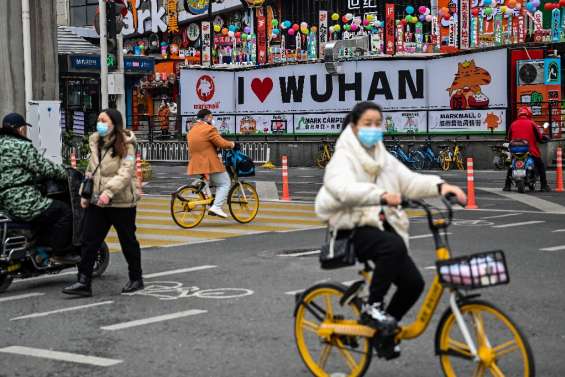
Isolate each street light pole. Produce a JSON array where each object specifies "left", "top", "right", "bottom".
[
  {"left": 21, "top": 0, "right": 33, "bottom": 113},
  {"left": 99, "top": 0, "right": 109, "bottom": 109}
]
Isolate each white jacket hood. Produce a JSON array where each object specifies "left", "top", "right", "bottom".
[{"left": 315, "top": 125, "right": 443, "bottom": 247}]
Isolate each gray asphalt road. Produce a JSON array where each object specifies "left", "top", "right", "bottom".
[{"left": 1, "top": 201, "right": 564, "bottom": 376}]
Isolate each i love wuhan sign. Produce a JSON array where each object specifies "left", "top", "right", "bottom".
[{"left": 180, "top": 49, "right": 507, "bottom": 117}]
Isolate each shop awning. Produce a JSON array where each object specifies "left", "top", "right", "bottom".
[{"left": 58, "top": 25, "right": 100, "bottom": 55}]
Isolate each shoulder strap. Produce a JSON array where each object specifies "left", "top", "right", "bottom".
[{"left": 92, "top": 148, "right": 111, "bottom": 176}]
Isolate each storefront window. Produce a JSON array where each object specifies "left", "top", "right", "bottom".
[{"left": 70, "top": 0, "right": 99, "bottom": 27}]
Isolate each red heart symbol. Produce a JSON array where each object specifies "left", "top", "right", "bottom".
[{"left": 251, "top": 78, "right": 273, "bottom": 103}]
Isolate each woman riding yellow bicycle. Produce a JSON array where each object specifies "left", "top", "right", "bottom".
[{"left": 315, "top": 101, "right": 467, "bottom": 359}]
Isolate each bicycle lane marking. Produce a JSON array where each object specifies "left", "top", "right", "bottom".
[
  {"left": 0, "top": 346, "right": 123, "bottom": 367},
  {"left": 100, "top": 310, "right": 208, "bottom": 331},
  {"left": 121, "top": 281, "right": 254, "bottom": 301}
]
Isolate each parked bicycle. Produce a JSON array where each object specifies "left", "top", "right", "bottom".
[
  {"left": 293, "top": 196, "right": 534, "bottom": 377},
  {"left": 438, "top": 141, "right": 466, "bottom": 171},
  {"left": 415, "top": 138, "right": 440, "bottom": 170},
  {"left": 316, "top": 141, "right": 335, "bottom": 169},
  {"left": 387, "top": 139, "right": 426, "bottom": 170}
]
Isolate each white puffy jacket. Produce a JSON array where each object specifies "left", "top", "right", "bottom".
[{"left": 315, "top": 126, "right": 444, "bottom": 247}]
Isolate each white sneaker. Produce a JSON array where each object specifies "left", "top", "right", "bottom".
[
  {"left": 362, "top": 302, "right": 397, "bottom": 334},
  {"left": 209, "top": 206, "right": 228, "bottom": 218}
]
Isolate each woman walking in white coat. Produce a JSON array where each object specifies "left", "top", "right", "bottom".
[{"left": 315, "top": 101, "right": 467, "bottom": 359}]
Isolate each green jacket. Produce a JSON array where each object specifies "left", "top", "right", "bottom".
[{"left": 0, "top": 133, "right": 67, "bottom": 221}]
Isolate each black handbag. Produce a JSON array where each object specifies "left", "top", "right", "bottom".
[
  {"left": 80, "top": 149, "right": 110, "bottom": 199},
  {"left": 319, "top": 228, "right": 357, "bottom": 270}
]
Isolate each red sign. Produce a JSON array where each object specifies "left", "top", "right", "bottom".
[
  {"left": 460, "top": 0, "right": 470, "bottom": 49},
  {"left": 196, "top": 75, "right": 215, "bottom": 102},
  {"left": 256, "top": 8, "right": 267, "bottom": 65},
  {"left": 385, "top": 4, "right": 395, "bottom": 56}
]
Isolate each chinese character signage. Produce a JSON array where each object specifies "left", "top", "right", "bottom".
[
  {"left": 385, "top": 4, "right": 395, "bottom": 55},
  {"left": 201, "top": 21, "right": 211, "bottom": 66}
]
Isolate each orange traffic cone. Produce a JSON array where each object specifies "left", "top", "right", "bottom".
[
  {"left": 70, "top": 149, "right": 77, "bottom": 169},
  {"left": 556, "top": 147, "right": 564, "bottom": 193},
  {"left": 465, "top": 158, "right": 478, "bottom": 209},
  {"left": 281, "top": 155, "right": 291, "bottom": 201}
]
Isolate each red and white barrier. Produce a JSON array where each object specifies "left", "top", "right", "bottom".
[
  {"left": 281, "top": 155, "right": 291, "bottom": 201},
  {"left": 466, "top": 158, "right": 478, "bottom": 209},
  {"left": 556, "top": 147, "right": 564, "bottom": 193}
]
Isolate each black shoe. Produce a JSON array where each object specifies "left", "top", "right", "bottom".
[
  {"left": 51, "top": 254, "right": 81, "bottom": 265},
  {"left": 374, "top": 335, "right": 401, "bottom": 360},
  {"left": 62, "top": 274, "right": 92, "bottom": 297},
  {"left": 540, "top": 185, "right": 551, "bottom": 192},
  {"left": 502, "top": 185, "right": 511, "bottom": 192},
  {"left": 122, "top": 279, "right": 144, "bottom": 293}
]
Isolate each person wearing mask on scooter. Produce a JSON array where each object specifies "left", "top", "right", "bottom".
[
  {"left": 187, "top": 109, "right": 236, "bottom": 218},
  {"left": 504, "top": 106, "right": 551, "bottom": 192},
  {"left": 0, "top": 113, "right": 77, "bottom": 264}
]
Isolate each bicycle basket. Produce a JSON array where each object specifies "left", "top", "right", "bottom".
[{"left": 436, "top": 250, "right": 509, "bottom": 290}]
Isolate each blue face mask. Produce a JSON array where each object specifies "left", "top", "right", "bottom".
[
  {"left": 97, "top": 122, "right": 109, "bottom": 137},
  {"left": 357, "top": 127, "right": 384, "bottom": 148}
]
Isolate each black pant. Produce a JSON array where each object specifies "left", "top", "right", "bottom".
[
  {"left": 505, "top": 156, "right": 548, "bottom": 187},
  {"left": 79, "top": 205, "right": 142, "bottom": 281},
  {"left": 33, "top": 199, "right": 73, "bottom": 255},
  {"left": 353, "top": 225, "right": 425, "bottom": 321}
]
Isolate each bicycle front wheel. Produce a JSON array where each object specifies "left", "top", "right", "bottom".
[
  {"left": 170, "top": 186, "right": 207, "bottom": 229},
  {"left": 436, "top": 299, "right": 535, "bottom": 377},
  {"left": 455, "top": 155, "right": 465, "bottom": 170},
  {"left": 295, "top": 283, "right": 372, "bottom": 377},
  {"left": 228, "top": 182, "right": 259, "bottom": 224}
]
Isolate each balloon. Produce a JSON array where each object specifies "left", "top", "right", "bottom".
[
  {"left": 441, "top": 6, "right": 450, "bottom": 15},
  {"left": 228, "top": 30, "right": 235, "bottom": 37},
  {"left": 221, "top": 28, "right": 228, "bottom": 35},
  {"left": 214, "top": 24, "right": 221, "bottom": 32},
  {"left": 241, "top": 33, "right": 248, "bottom": 39},
  {"left": 244, "top": 26, "right": 252, "bottom": 34},
  {"left": 311, "top": 26, "right": 318, "bottom": 33},
  {"left": 525, "top": 2, "right": 534, "bottom": 11},
  {"left": 288, "top": 28, "right": 295, "bottom": 36},
  {"left": 411, "top": 15, "right": 418, "bottom": 23},
  {"left": 425, "top": 14, "right": 433, "bottom": 21},
  {"left": 273, "top": 28, "right": 280, "bottom": 35},
  {"left": 300, "top": 22, "right": 308, "bottom": 29},
  {"left": 471, "top": 7, "right": 480, "bottom": 16},
  {"left": 419, "top": 15, "right": 426, "bottom": 21},
  {"left": 292, "top": 23, "right": 300, "bottom": 31},
  {"left": 544, "top": 3, "right": 554, "bottom": 10},
  {"left": 344, "top": 24, "right": 351, "bottom": 31},
  {"left": 532, "top": 0, "right": 540, "bottom": 7},
  {"left": 367, "top": 14, "right": 375, "bottom": 21},
  {"left": 345, "top": 13, "right": 354, "bottom": 20},
  {"left": 331, "top": 13, "right": 340, "bottom": 21},
  {"left": 362, "top": 19, "right": 370, "bottom": 26},
  {"left": 235, "top": 31, "right": 241, "bottom": 38},
  {"left": 500, "top": 5, "right": 508, "bottom": 12},
  {"left": 350, "top": 23, "right": 359, "bottom": 31},
  {"left": 301, "top": 27, "right": 309, "bottom": 34},
  {"left": 483, "top": 0, "right": 492, "bottom": 5},
  {"left": 334, "top": 24, "right": 341, "bottom": 31},
  {"left": 508, "top": 0, "right": 517, "bottom": 7},
  {"left": 342, "top": 16, "right": 349, "bottom": 23},
  {"left": 228, "top": 25, "right": 236, "bottom": 32},
  {"left": 484, "top": 7, "right": 493, "bottom": 15},
  {"left": 418, "top": 5, "right": 427, "bottom": 14},
  {"left": 425, "top": 7, "right": 431, "bottom": 15},
  {"left": 560, "top": 0, "right": 565, "bottom": 7},
  {"left": 405, "top": 5, "right": 415, "bottom": 14},
  {"left": 272, "top": 19, "right": 279, "bottom": 27}
]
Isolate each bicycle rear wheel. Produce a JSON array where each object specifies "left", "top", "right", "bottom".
[
  {"left": 439, "top": 151, "right": 451, "bottom": 171},
  {"left": 228, "top": 182, "right": 259, "bottom": 224},
  {"left": 295, "top": 283, "right": 372, "bottom": 377},
  {"left": 411, "top": 151, "right": 426, "bottom": 170},
  {"left": 436, "top": 299, "right": 535, "bottom": 377},
  {"left": 455, "top": 154, "right": 465, "bottom": 170},
  {"left": 170, "top": 185, "right": 207, "bottom": 229}
]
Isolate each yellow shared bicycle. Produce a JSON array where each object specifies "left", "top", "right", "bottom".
[
  {"left": 439, "top": 141, "right": 465, "bottom": 171},
  {"left": 170, "top": 169, "right": 260, "bottom": 229},
  {"left": 293, "top": 197, "right": 534, "bottom": 377}
]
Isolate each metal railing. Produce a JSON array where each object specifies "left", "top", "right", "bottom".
[{"left": 136, "top": 141, "right": 271, "bottom": 164}]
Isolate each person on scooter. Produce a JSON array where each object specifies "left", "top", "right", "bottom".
[
  {"left": 504, "top": 106, "right": 550, "bottom": 192},
  {"left": 0, "top": 113, "right": 78, "bottom": 264}
]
